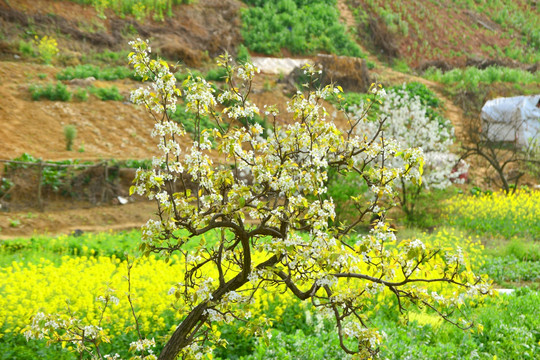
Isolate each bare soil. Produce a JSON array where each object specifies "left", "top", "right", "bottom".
[{"left": 0, "top": 200, "right": 156, "bottom": 240}]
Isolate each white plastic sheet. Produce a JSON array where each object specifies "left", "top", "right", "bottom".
[{"left": 481, "top": 95, "right": 540, "bottom": 148}]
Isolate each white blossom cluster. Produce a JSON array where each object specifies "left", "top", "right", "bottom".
[
  {"left": 351, "top": 85, "right": 467, "bottom": 191},
  {"left": 129, "top": 338, "right": 157, "bottom": 360}
]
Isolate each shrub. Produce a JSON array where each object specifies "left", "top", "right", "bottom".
[
  {"left": 74, "top": 88, "right": 89, "bottom": 101},
  {"left": 63, "top": 125, "right": 77, "bottom": 151},
  {"left": 34, "top": 36, "right": 59, "bottom": 64},
  {"left": 18, "top": 40, "right": 34, "bottom": 57},
  {"left": 29, "top": 82, "right": 72, "bottom": 101},
  {"left": 89, "top": 86, "right": 123, "bottom": 101}
]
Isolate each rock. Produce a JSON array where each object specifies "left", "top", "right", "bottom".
[
  {"left": 117, "top": 196, "right": 128, "bottom": 205},
  {"left": 251, "top": 57, "right": 312, "bottom": 76},
  {"left": 316, "top": 54, "right": 371, "bottom": 93},
  {"left": 68, "top": 77, "right": 96, "bottom": 86},
  {"left": 159, "top": 40, "right": 204, "bottom": 68}
]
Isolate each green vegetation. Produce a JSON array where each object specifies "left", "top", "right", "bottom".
[
  {"left": 167, "top": 104, "right": 219, "bottom": 135},
  {"left": 241, "top": 0, "right": 364, "bottom": 57},
  {"left": 73, "top": 88, "right": 89, "bottom": 101},
  {"left": 63, "top": 125, "right": 77, "bottom": 151},
  {"left": 450, "top": 0, "right": 539, "bottom": 63},
  {"left": 56, "top": 64, "right": 139, "bottom": 81},
  {"left": 204, "top": 67, "right": 228, "bottom": 82},
  {"left": 29, "top": 83, "right": 124, "bottom": 102},
  {"left": 67, "top": 0, "right": 195, "bottom": 21},
  {"left": 444, "top": 190, "right": 540, "bottom": 239},
  {"left": 236, "top": 44, "right": 251, "bottom": 64},
  {"left": 1, "top": 214, "right": 539, "bottom": 359},
  {"left": 35, "top": 36, "right": 59, "bottom": 65},
  {"left": 82, "top": 50, "right": 131, "bottom": 66},
  {"left": 89, "top": 85, "right": 123, "bottom": 101},
  {"left": 18, "top": 40, "right": 35, "bottom": 57},
  {"left": 29, "top": 82, "right": 72, "bottom": 101},
  {"left": 167, "top": 102, "right": 268, "bottom": 137},
  {"left": 351, "top": 0, "right": 538, "bottom": 66},
  {"left": 424, "top": 66, "right": 540, "bottom": 91}
]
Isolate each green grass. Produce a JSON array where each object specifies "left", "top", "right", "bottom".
[
  {"left": 376, "top": 287, "right": 540, "bottom": 359},
  {"left": 1, "top": 182, "right": 539, "bottom": 359},
  {"left": 234, "top": 288, "right": 540, "bottom": 360},
  {"left": 29, "top": 82, "right": 72, "bottom": 101},
  {"left": 481, "top": 256, "right": 540, "bottom": 284},
  {"left": 0, "top": 230, "right": 140, "bottom": 266}
]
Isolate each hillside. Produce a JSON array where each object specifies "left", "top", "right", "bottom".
[
  {"left": 349, "top": 0, "right": 538, "bottom": 69},
  {"left": 0, "top": 0, "right": 538, "bottom": 236}
]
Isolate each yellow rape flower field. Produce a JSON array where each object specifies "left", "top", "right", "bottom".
[
  {"left": 0, "top": 191, "right": 539, "bottom": 359},
  {"left": 445, "top": 190, "right": 540, "bottom": 239}
]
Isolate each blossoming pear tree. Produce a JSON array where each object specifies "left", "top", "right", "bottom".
[
  {"left": 350, "top": 86, "right": 468, "bottom": 220},
  {"left": 25, "top": 39, "right": 490, "bottom": 360}
]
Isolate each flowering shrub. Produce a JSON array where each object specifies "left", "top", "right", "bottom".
[
  {"left": 25, "top": 39, "right": 490, "bottom": 359},
  {"left": 349, "top": 84, "right": 468, "bottom": 219},
  {"left": 445, "top": 190, "right": 540, "bottom": 239},
  {"left": 35, "top": 36, "right": 59, "bottom": 65}
]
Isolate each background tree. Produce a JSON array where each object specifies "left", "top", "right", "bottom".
[
  {"left": 349, "top": 86, "right": 468, "bottom": 221},
  {"left": 461, "top": 108, "right": 540, "bottom": 194}
]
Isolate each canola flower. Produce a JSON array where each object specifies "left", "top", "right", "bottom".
[
  {"left": 0, "top": 228, "right": 488, "bottom": 358},
  {"left": 0, "top": 252, "right": 302, "bottom": 347},
  {"left": 445, "top": 190, "right": 540, "bottom": 238}
]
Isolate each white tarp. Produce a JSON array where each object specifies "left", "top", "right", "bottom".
[
  {"left": 251, "top": 57, "right": 312, "bottom": 75},
  {"left": 481, "top": 95, "right": 540, "bottom": 148}
]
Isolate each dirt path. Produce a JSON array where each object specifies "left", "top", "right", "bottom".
[
  {"left": 337, "top": 0, "right": 356, "bottom": 29},
  {"left": 0, "top": 200, "right": 156, "bottom": 239}
]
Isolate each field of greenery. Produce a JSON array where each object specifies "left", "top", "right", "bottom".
[
  {"left": 423, "top": 66, "right": 540, "bottom": 92},
  {"left": 1, "top": 190, "right": 539, "bottom": 359},
  {"left": 241, "top": 0, "right": 364, "bottom": 57}
]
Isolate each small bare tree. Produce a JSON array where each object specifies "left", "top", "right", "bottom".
[{"left": 461, "top": 104, "right": 539, "bottom": 194}]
